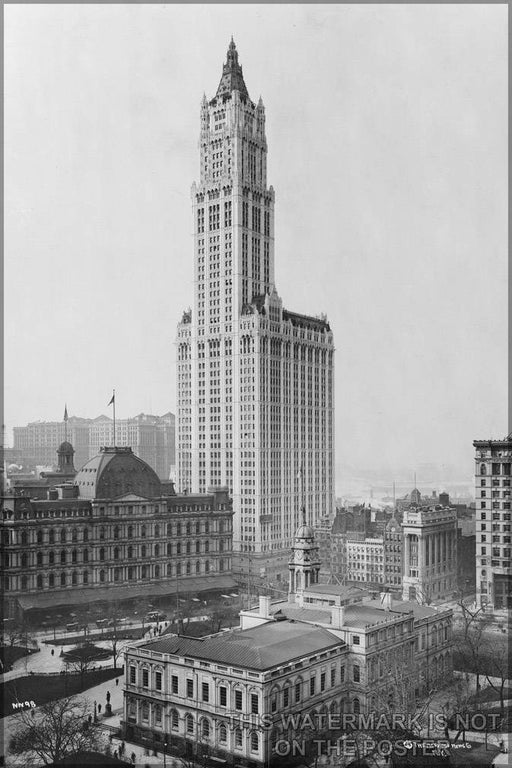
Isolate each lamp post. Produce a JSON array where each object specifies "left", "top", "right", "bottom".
[
  {"left": 93, "top": 700, "right": 97, "bottom": 723},
  {"left": 163, "top": 735, "right": 168, "bottom": 768}
]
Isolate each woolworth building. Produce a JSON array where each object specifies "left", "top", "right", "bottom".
[{"left": 176, "top": 41, "right": 335, "bottom": 581}]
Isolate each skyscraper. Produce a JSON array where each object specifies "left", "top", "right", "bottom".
[
  {"left": 473, "top": 435, "right": 512, "bottom": 611},
  {"left": 176, "top": 41, "right": 335, "bottom": 580}
]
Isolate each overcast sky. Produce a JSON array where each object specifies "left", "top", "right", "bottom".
[{"left": 4, "top": 4, "right": 508, "bottom": 488}]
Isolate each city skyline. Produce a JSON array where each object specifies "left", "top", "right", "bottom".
[{"left": 5, "top": 5, "right": 507, "bottom": 491}]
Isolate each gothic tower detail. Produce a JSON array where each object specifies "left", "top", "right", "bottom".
[
  {"left": 288, "top": 510, "right": 321, "bottom": 605},
  {"left": 176, "top": 41, "right": 335, "bottom": 580}
]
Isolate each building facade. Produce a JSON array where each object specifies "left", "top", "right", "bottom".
[
  {"left": 383, "top": 515, "right": 403, "bottom": 590},
  {"left": 401, "top": 505, "right": 457, "bottom": 604},
  {"left": 122, "top": 523, "right": 453, "bottom": 767},
  {"left": 1, "top": 446, "right": 234, "bottom": 620},
  {"left": 176, "top": 40, "right": 335, "bottom": 582},
  {"left": 473, "top": 436, "right": 512, "bottom": 611},
  {"left": 12, "top": 412, "right": 175, "bottom": 480}
]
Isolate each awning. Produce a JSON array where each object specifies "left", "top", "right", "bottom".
[{"left": 17, "top": 575, "right": 239, "bottom": 612}]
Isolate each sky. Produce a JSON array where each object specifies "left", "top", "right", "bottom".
[{"left": 4, "top": 4, "right": 508, "bottom": 490}]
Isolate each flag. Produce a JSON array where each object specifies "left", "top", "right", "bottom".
[
  {"left": 63, "top": 405, "right": 68, "bottom": 421},
  {"left": 108, "top": 392, "right": 115, "bottom": 406}
]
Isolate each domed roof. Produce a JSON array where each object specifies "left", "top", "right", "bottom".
[
  {"left": 295, "top": 523, "right": 315, "bottom": 539},
  {"left": 74, "top": 447, "right": 161, "bottom": 500},
  {"left": 57, "top": 441, "right": 74, "bottom": 453}
]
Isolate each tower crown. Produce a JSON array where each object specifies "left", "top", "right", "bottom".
[{"left": 216, "top": 38, "right": 249, "bottom": 100}]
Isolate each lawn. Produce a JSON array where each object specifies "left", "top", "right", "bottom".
[
  {"left": 450, "top": 740, "right": 500, "bottom": 767},
  {"left": 45, "top": 627, "right": 144, "bottom": 647},
  {"left": 0, "top": 645, "right": 38, "bottom": 672},
  {"left": 1, "top": 667, "right": 122, "bottom": 718}
]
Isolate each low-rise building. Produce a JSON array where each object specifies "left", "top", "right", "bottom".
[{"left": 1, "top": 445, "right": 234, "bottom": 621}]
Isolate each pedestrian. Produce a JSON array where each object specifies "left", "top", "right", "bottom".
[
  {"left": 116, "top": 677, "right": 119, "bottom": 686},
  {"left": 98, "top": 703, "right": 102, "bottom": 714},
  {"left": 51, "top": 648, "right": 54, "bottom": 656},
  {"left": 114, "top": 750, "right": 118, "bottom": 759},
  {"left": 120, "top": 741, "right": 125, "bottom": 756},
  {"left": 106, "top": 691, "right": 111, "bottom": 704},
  {"left": 131, "top": 751, "right": 136, "bottom": 764}
]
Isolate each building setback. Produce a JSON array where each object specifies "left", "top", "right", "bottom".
[
  {"left": 473, "top": 435, "right": 512, "bottom": 611},
  {"left": 1, "top": 446, "right": 234, "bottom": 620},
  {"left": 176, "top": 40, "right": 335, "bottom": 583}
]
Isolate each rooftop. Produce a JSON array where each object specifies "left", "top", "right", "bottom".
[{"left": 139, "top": 620, "right": 343, "bottom": 670}]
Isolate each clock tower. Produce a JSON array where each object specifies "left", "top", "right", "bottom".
[{"left": 288, "top": 511, "right": 321, "bottom": 605}]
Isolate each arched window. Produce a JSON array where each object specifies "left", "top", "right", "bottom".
[
  {"left": 49, "top": 529, "right": 55, "bottom": 544},
  {"left": 142, "top": 565, "right": 147, "bottom": 579},
  {"left": 114, "top": 526, "right": 120, "bottom": 540},
  {"left": 186, "top": 561, "right": 191, "bottom": 575},
  {"left": 60, "top": 572, "right": 66, "bottom": 587},
  {"left": 114, "top": 547, "right": 119, "bottom": 560},
  {"left": 177, "top": 543, "right": 181, "bottom": 555},
  {"left": 171, "top": 709, "right": 179, "bottom": 730},
  {"left": 167, "top": 523, "right": 172, "bottom": 536},
  {"left": 176, "top": 523, "right": 181, "bottom": 536},
  {"left": 37, "top": 529, "right": 43, "bottom": 544},
  {"left": 177, "top": 563, "right": 182, "bottom": 576},
  {"left": 218, "top": 723, "right": 227, "bottom": 744},
  {"left": 49, "top": 573, "right": 55, "bottom": 588},
  {"left": 49, "top": 551, "right": 55, "bottom": 565},
  {"left": 185, "top": 714, "right": 194, "bottom": 734},
  {"left": 196, "top": 561, "right": 201, "bottom": 574},
  {"left": 60, "top": 550, "right": 66, "bottom": 564},
  {"left": 353, "top": 698, "right": 360, "bottom": 715},
  {"left": 219, "top": 559, "right": 224, "bottom": 572},
  {"left": 60, "top": 528, "right": 66, "bottom": 543},
  {"left": 37, "top": 574, "right": 43, "bottom": 589},
  {"left": 155, "top": 564, "right": 160, "bottom": 578},
  {"left": 195, "top": 541, "right": 200, "bottom": 554},
  {"left": 201, "top": 718, "right": 210, "bottom": 739},
  {"left": 167, "top": 563, "right": 172, "bottom": 576},
  {"left": 196, "top": 522, "right": 200, "bottom": 535},
  {"left": 37, "top": 551, "right": 43, "bottom": 566},
  {"left": 99, "top": 570, "right": 105, "bottom": 583},
  {"left": 155, "top": 544, "right": 160, "bottom": 557},
  {"left": 141, "top": 545, "right": 146, "bottom": 558},
  {"left": 21, "top": 553, "right": 28, "bottom": 568},
  {"left": 186, "top": 522, "right": 191, "bottom": 535},
  {"left": 250, "top": 732, "right": 259, "bottom": 752},
  {"left": 186, "top": 542, "right": 191, "bottom": 555},
  {"left": 167, "top": 543, "right": 172, "bottom": 556},
  {"left": 114, "top": 568, "right": 120, "bottom": 582},
  {"left": 235, "top": 729, "right": 243, "bottom": 748},
  {"left": 83, "top": 528, "right": 88, "bottom": 542},
  {"left": 72, "top": 549, "right": 77, "bottom": 564},
  {"left": 480, "top": 463, "right": 487, "bottom": 475},
  {"left": 99, "top": 547, "right": 105, "bottom": 561},
  {"left": 141, "top": 525, "right": 146, "bottom": 539},
  {"left": 205, "top": 521, "right": 209, "bottom": 534},
  {"left": 83, "top": 571, "right": 88, "bottom": 584},
  {"left": 127, "top": 526, "right": 133, "bottom": 539},
  {"left": 154, "top": 704, "right": 162, "bottom": 725},
  {"left": 83, "top": 549, "right": 89, "bottom": 563},
  {"left": 99, "top": 527, "right": 105, "bottom": 540},
  {"left": 206, "top": 541, "right": 210, "bottom": 552},
  {"left": 21, "top": 531, "right": 28, "bottom": 546},
  {"left": 155, "top": 524, "right": 160, "bottom": 537},
  {"left": 72, "top": 571, "right": 78, "bottom": 585},
  {"left": 128, "top": 567, "right": 134, "bottom": 580},
  {"left": 205, "top": 560, "right": 210, "bottom": 573},
  {"left": 71, "top": 529, "right": 77, "bottom": 542},
  {"left": 21, "top": 575, "right": 28, "bottom": 590},
  {"left": 128, "top": 546, "right": 133, "bottom": 559}
]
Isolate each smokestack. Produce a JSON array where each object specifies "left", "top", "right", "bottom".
[
  {"left": 259, "top": 595, "right": 271, "bottom": 619},
  {"left": 331, "top": 605, "right": 345, "bottom": 629}
]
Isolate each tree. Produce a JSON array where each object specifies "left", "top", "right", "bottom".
[
  {"left": 64, "top": 647, "right": 96, "bottom": 690},
  {"left": 2, "top": 618, "right": 32, "bottom": 649},
  {"left": 483, "top": 639, "right": 511, "bottom": 716},
  {"left": 9, "top": 695, "right": 102, "bottom": 765},
  {"left": 454, "top": 596, "right": 493, "bottom": 693}
]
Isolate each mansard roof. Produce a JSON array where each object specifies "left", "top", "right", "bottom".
[{"left": 74, "top": 446, "right": 161, "bottom": 500}]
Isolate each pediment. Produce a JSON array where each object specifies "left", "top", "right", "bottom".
[{"left": 113, "top": 493, "right": 152, "bottom": 502}]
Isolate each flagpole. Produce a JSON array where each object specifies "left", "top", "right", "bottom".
[{"left": 113, "top": 389, "right": 116, "bottom": 447}]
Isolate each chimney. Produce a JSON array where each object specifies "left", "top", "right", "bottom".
[
  {"left": 259, "top": 595, "right": 271, "bottom": 619},
  {"left": 331, "top": 605, "right": 345, "bottom": 629},
  {"left": 380, "top": 592, "right": 393, "bottom": 611}
]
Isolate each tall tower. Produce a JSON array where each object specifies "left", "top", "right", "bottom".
[
  {"left": 473, "top": 436, "right": 512, "bottom": 612},
  {"left": 176, "top": 41, "right": 335, "bottom": 581}
]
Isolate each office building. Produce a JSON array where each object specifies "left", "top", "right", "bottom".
[
  {"left": 176, "top": 40, "right": 335, "bottom": 582},
  {"left": 473, "top": 435, "right": 512, "bottom": 611}
]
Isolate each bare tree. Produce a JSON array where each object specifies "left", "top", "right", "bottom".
[
  {"left": 453, "top": 599, "right": 493, "bottom": 693},
  {"left": 64, "top": 648, "right": 96, "bottom": 690},
  {"left": 483, "top": 639, "right": 511, "bottom": 716},
  {"left": 9, "top": 695, "right": 102, "bottom": 765}
]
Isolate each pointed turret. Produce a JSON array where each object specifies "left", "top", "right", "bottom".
[{"left": 216, "top": 38, "right": 249, "bottom": 100}]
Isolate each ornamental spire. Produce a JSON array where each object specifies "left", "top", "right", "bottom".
[{"left": 216, "top": 38, "right": 249, "bottom": 100}]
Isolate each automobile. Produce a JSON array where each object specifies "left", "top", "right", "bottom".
[
  {"left": 96, "top": 619, "right": 109, "bottom": 629},
  {"left": 146, "top": 611, "right": 167, "bottom": 622},
  {"left": 66, "top": 622, "right": 79, "bottom": 632}
]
